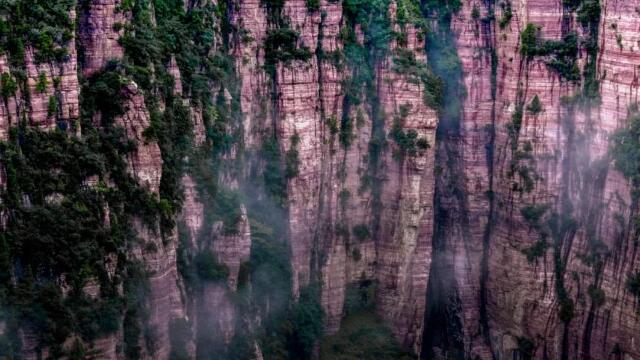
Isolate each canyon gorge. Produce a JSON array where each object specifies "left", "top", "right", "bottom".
[{"left": 0, "top": 0, "right": 639, "bottom": 359}]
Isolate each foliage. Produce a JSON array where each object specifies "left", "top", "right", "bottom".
[
  {"left": 263, "top": 28, "right": 312, "bottom": 75},
  {"left": 392, "top": 49, "right": 443, "bottom": 111},
  {"left": 194, "top": 251, "right": 229, "bottom": 282},
  {"left": 261, "top": 137, "right": 287, "bottom": 203},
  {"left": 422, "top": 0, "right": 464, "bottom": 129},
  {"left": 520, "top": 204, "right": 548, "bottom": 226},
  {"left": 516, "top": 337, "right": 535, "bottom": 360},
  {"left": 522, "top": 240, "right": 548, "bottom": 263},
  {"left": 343, "top": 278, "right": 376, "bottom": 315},
  {"left": 389, "top": 119, "right": 429, "bottom": 157},
  {"left": 520, "top": 24, "right": 580, "bottom": 81},
  {"left": 558, "top": 297, "right": 575, "bottom": 322},
  {"left": 526, "top": 95, "right": 543, "bottom": 115},
  {"left": 320, "top": 310, "right": 414, "bottom": 360},
  {"left": 285, "top": 134, "right": 301, "bottom": 179},
  {"left": 627, "top": 271, "right": 640, "bottom": 301},
  {"left": 610, "top": 107, "right": 640, "bottom": 194},
  {"left": 587, "top": 285, "right": 606, "bottom": 307},
  {"left": 471, "top": 5, "right": 480, "bottom": 20},
  {"left": 36, "top": 72, "right": 48, "bottom": 93},
  {"left": 352, "top": 224, "right": 371, "bottom": 241},
  {"left": 47, "top": 96, "right": 58, "bottom": 118},
  {"left": 520, "top": 24, "right": 541, "bottom": 59},
  {"left": 577, "top": 0, "right": 601, "bottom": 28},
  {"left": 0, "top": 124, "right": 158, "bottom": 356},
  {"left": 305, "top": 0, "right": 320, "bottom": 12},
  {"left": 499, "top": 1, "right": 512, "bottom": 29},
  {"left": 0, "top": 73, "right": 17, "bottom": 100},
  {"left": 396, "top": 0, "right": 426, "bottom": 29},
  {"left": 0, "top": 0, "right": 75, "bottom": 64},
  {"left": 290, "top": 285, "right": 325, "bottom": 358}
]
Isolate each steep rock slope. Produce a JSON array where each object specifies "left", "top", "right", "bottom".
[
  {"left": 423, "top": 0, "right": 640, "bottom": 358},
  {"left": 0, "top": 0, "right": 639, "bottom": 359}
]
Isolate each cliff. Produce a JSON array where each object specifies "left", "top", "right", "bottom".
[{"left": 0, "top": 0, "right": 639, "bottom": 359}]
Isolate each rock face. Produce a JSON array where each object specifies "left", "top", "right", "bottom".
[
  {"left": 233, "top": 0, "right": 439, "bottom": 351},
  {"left": 116, "top": 82, "right": 163, "bottom": 194},
  {"left": 0, "top": 9, "right": 80, "bottom": 137},
  {"left": 424, "top": 0, "right": 640, "bottom": 358},
  {"left": 78, "top": 0, "right": 126, "bottom": 77},
  {"left": 2, "top": 0, "right": 640, "bottom": 359}
]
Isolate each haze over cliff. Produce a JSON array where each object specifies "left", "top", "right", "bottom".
[{"left": 0, "top": 0, "right": 638, "bottom": 359}]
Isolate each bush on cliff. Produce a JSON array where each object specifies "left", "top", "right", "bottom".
[
  {"left": 610, "top": 105, "right": 640, "bottom": 197},
  {"left": 0, "top": 0, "right": 75, "bottom": 64},
  {"left": 194, "top": 251, "right": 229, "bottom": 282},
  {"left": 263, "top": 28, "right": 312, "bottom": 75},
  {"left": 627, "top": 271, "right": 640, "bottom": 301},
  {"left": 320, "top": 310, "right": 414, "bottom": 360},
  {"left": 520, "top": 24, "right": 580, "bottom": 81}
]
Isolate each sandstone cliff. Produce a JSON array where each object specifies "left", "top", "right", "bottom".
[{"left": 1, "top": 0, "right": 640, "bottom": 359}]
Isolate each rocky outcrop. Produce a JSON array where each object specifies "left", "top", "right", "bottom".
[
  {"left": 24, "top": 44, "right": 80, "bottom": 129},
  {"left": 78, "top": 0, "right": 126, "bottom": 77},
  {"left": 212, "top": 205, "right": 252, "bottom": 290},
  {"left": 0, "top": 10, "right": 80, "bottom": 136},
  {"left": 116, "top": 82, "right": 163, "bottom": 194},
  {"left": 0, "top": 55, "right": 19, "bottom": 141}
]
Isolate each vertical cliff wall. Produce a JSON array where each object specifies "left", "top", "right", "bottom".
[
  {"left": 0, "top": 0, "right": 639, "bottom": 359},
  {"left": 423, "top": 0, "right": 640, "bottom": 357}
]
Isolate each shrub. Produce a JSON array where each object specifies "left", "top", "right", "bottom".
[
  {"left": 389, "top": 120, "right": 424, "bottom": 156},
  {"left": 558, "top": 297, "right": 574, "bottom": 322},
  {"left": 340, "top": 115, "right": 354, "bottom": 148},
  {"left": 47, "top": 96, "right": 57, "bottom": 118},
  {"left": 0, "top": 0, "right": 75, "bottom": 64},
  {"left": 351, "top": 248, "right": 362, "bottom": 261},
  {"left": 326, "top": 116, "right": 339, "bottom": 135},
  {"left": 352, "top": 224, "right": 371, "bottom": 241},
  {"left": 306, "top": 0, "right": 320, "bottom": 11},
  {"left": 343, "top": 278, "right": 376, "bottom": 315},
  {"left": 610, "top": 106, "right": 640, "bottom": 196},
  {"left": 261, "top": 137, "right": 287, "bottom": 203},
  {"left": 577, "top": 0, "right": 601, "bottom": 28},
  {"left": 522, "top": 240, "right": 548, "bottom": 263},
  {"left": 520, "top": 24, "right": 580, "bottom": 80},
  {"left": 471, "top": 5, "right": 480, "bottom": 20},
  {"left": 516, "top": 337, "right": 535, "bottom": 360},
  {"left": 320, "top": 294, "right": 414, "bottom": 360},
  {"left": 520, "top": 23, "right": 541, "bottom": 59},
  {"left": 0, "top": 73, "right": 17, "bottom": 100},
  {"left": 289, "top": 285, "right": 324, "bottom": 358},
  {"left": 526, "top": 95, "right": 543, "bottom": 115},
  {"left": 285, "top": 134, "right": 301, "bottom": 179},
  {"left": 194, "top": 251, "right": 229, "bottom": 282},
  {"left": 627, "top": 271, "right": 640, "bottom": 298},
  {"left": 520, "top": 204, "right": 548, "bottom": 225},
  {"left": 263, "top": 28, "right": 312, "bottom": 75},
  {"left": 499, "top": 1, "right": 512, "bottom": 29},
  {"left": 36, "top": 72, "right": 48, "bottom": 93},
  {"left": 588, "top": 285, "right": 606, "bottom": 307}
]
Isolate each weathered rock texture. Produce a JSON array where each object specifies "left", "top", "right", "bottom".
[
  {"left": 78, "top": 0, "right": 126, "bottom": 77},
  {"left": 232, "top": 0, "right": 438, "bottom": 352},
  {"left": 424, "top": 0, "right": 640, "bottom": 358},
  {"left": 2, "top": 0, "right": 640, "bottom": 359}
]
